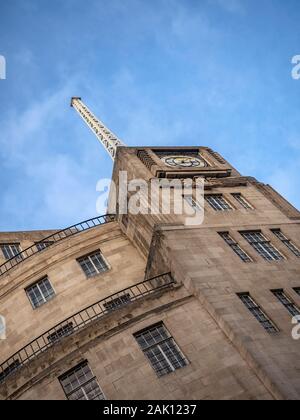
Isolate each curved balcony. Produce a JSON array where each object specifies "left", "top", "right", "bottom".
[
  {"left": 0, "top": 272, "right": 175, "bottom": 384},
  {"left": 0, "top": 215, "right": 115, "bottom": 278}
]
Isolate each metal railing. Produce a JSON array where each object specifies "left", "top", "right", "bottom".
[
  {"left": 0, "top": 273, "right": 175, "bottom": 384},
  {"left": 0, "top": 215, "right": 115, "bottom": 278}
]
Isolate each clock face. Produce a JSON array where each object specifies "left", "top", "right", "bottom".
[{"left": 161, "top": 155, "right": 206, "bottom": 168}]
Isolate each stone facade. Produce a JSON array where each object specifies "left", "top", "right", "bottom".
[{"left": 0, "top": 146, "right": 299, "bottom": 400}]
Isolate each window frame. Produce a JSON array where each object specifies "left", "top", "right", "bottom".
[
  {"left": 47, "top": 322, "right": 74, "bottom": 344},
  {"left": 271, "top": 229, "right": 300, "bottom": 257},
  {"left": 35, "top": 241, "right": 54, "bottom": 252},
  {"left": 1, "top": 243, "right": 22, "bottom": 261},
  {"left": 134, "top": 322, "right": 188, "bottom": 377},
  {"left": 77, "top": 250, "right": 110, "bottom": 278},
  {"left": 271, "top": 289, "right": 300, "bottom": 318},
  {"left": 237, "top": 292, "right": 279, "bottom": 334},
  {"left": 293, "top": 287, "right": 300, "bottom": 297},
  {"left": 219, "top": 232, "right": 253, "bottom": 263},
  {"left": 25, "top": 276, "right": 56, "bottom": 309},
  {"left": 59, "top": 361, "right": 105, "bottom": 401},
  {"left": 240, "top": 231, "right": 285, "bottom": 262},
  {"left": 104, "top": 293, "right": 132, "bottom": 312},
  {"left": 0, "top": 360, "right": 21, "bottom": 384},
  {"left": 184, "top": 195, "right": 203, "bottom": 213},
  {"left": 231, "top": 193, "right": 254, "bottom": 210},
  {"left": 205, "top": 194, "right": 234, "bottom": 212}
]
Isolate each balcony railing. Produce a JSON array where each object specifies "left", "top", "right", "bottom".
[
  {"left": 0, "top": 215, "right": 115, "bottom": 278},
  {"left": 0, "top": 273, "right": 175, "bottom": 384}
]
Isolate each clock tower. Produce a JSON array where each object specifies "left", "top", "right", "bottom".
[
  {"left": 1, "top": 100, "right": 299, "bottom": 400},
  {"left": 110, "top": 143, "right": 300, "bottom": 400}
]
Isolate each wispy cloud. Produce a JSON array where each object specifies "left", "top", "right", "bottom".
[{"left": 0, "top": 0, "right": 299, "bottom": 231}]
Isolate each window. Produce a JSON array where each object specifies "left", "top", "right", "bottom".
[
  {"left": 231, "top": 193, "right": 253, "bottom": 209},
  {"left": 241, "top": 231, "right": 284, "bottom": 262},
  {"left": 1, "top": 243, "right": 22, "bottom": 261},
  {"left": 77, "top": 250, "right": 109, "bottom": 278},
  {"left": 271, "top": 290, "right": 300, "bottom": 318},
  {"left": 205, "top": 194, "right": 233, "bottom": 211},
  {"left": 134, "top": 323, "right": 188, "bottom": 377},
  {"left": 219, "top": 232, "right": 252, "bottom": 262},
  {"left": 26, "top": 277, "right": 55, "bottom": 309},
  {"left": 35, "top": 241, "right": 54, "bottom": 252},
  {"left": 237, "top": 293, "right": 278, "bottom": 333},
  {"left": 59, "top": 361, "right": 105, "bottom": 400},
  {"left": 0, "top": 360, "right": 20, "bottom": 383},
  {"left": 271, "top": 229, "right": 300, "bottom": 257},
  {"left": 104, "top": 294, "right": 131, "bottom": 312},
  {"left": 47, "top": 323, "right": 74, "bottom": 344},
  {"left": 184, "top": 196, "right": 202, "bottom": 212},
  {"left": 294, "top": 288, "right": 300, "bottom": 297}
]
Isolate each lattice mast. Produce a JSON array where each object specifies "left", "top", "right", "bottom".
[{"left": 71, "top": 97, "right": 125, "bottom": 160}]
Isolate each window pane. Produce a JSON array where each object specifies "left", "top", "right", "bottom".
[
  {"left": 238, "top": 293, "right": 278, "bottom": 333},
  {"left": 104, "top": 294, "right": 131, "bottom": 312},
  {"left": 134, "top": 323, "right": 188, "bottom": 377},
  {"left": 294, "top": 288, "right": 300, "bottom": 297},
  {"left": 219, "top": 232, "right": 252, "bottom": 262},
  {"left": 47, "top": 323, "right": 74, "bottom": 343},
  {"left": 59, "top": 362, "right": 105, "bottom": 401},
  {"left": 205, "top": 195, "right": 232, "bottom": 211},
  {"left": 26, "top": 277, "right": 55, "bottom": 308},
  {"left": 232, "top": 193, "right": 253, "bottom": 209},
  {"left": 242, "top": 232, "right": 284, "bottom": 261},
  {"left": 272, "top": 290, "right": 300, "bottom": 318},
  {"left": 272, "top": 230, "right": 300, "bottom": 257},
  {"left": 184, "top": 196, "right": 202, "bottom": 212},
  {"left": 78, "top": 251, "right": 108, "bottom": 278},
  {"left": 78, "top": 258, "right": 97, "bottom": 277},
  {"left": 90, "top": 253, "right": 108, "bottom": 273},
  {"left": 36, "top": 242, "right": 54, "bottom": 252},
  {"left": 1, "top": 244, "right": 22, "bottom": 260},
  {"left": 0, "top": 360, "right": 21, "bottom": 383}
]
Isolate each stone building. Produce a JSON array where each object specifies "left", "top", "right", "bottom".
[{"left": 0, "top": 107, "right": 300, "bottom": 400}]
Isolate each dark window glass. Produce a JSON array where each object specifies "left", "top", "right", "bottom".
[
  {"left": 59, "top": 362, "right": 105, "bottom": 400},
  {"left": 134, "top": 323, "right": 188, "bottom": 377}
]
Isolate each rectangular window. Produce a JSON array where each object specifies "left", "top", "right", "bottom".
[
  {"left": 231, "top": 193, "right": 253, "bottom": 209},
  {"left": 219, "top": 232, "right": 252, "bottom": 262},
  {"left": 0, "top": 360, "right": 20, "bottom": 383},
  {"left": 238, "top": 293, "right": 278, "bottom": 333},
  {"left": 59, "top": 361, "right": 105, "bottom": 400},
  {"left": 134, "top": 323, "right": 188, "bottom": 377},
  {"left": 77, "top": 250, "right": 109, "bottom": 278},
  {"left": 47, "top": 323, "right": 74, "bottom": 344},
  {"left": 241, "top": 231, "right": 284, "bottom": 262},
  {"left": 205, "top": 194, "right": 233, "bottom": 211},
  {"left": 1, "top": 243, "right": 22, "bottom": 261},
  {"left": 26, "top": 277, "right": 55, "bottom": 309},
  {"left": 294, "top": 288, "right": 300, "bottom": 297},
  {"left": 271, "top": 229, "right": 300, "bottom": 257},
  {"left": 35, "top": 241, "right": 54, "bottom": 252},
  {"left": 271, "top": 290, "right": 300, "bottom": 318},
  {"left": 104, "top": 294, "right": 132, "bottom": 312},
  {"left": 184, "top": 196, "right": 202, "bottom": 212}
]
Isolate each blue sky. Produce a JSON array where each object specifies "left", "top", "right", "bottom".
[{"left": 0, "top": 0, "right": 299, "bottom": 231}]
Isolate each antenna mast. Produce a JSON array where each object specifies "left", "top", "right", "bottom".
[{"left": 71, "top": 97, "right": 125, "bottom": 160}]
